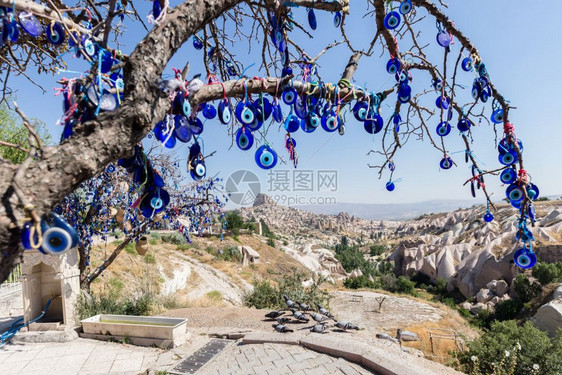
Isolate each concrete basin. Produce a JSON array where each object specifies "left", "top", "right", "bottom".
[{"left": 80, "top": 314, "right": 188, "bottom": 348}]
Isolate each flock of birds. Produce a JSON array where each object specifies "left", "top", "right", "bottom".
[{"left": 265, "top": 295, "right": 360, "bottom": 334}]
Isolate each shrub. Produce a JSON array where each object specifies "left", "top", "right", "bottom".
[
  {"left": 150, "top": 232, "right": 161, "bottom": 240},
  {"left": 225, "top": 211, "right": 244, "bottom": 235},
  {"left": 144, "top": 253, "right": 156, "bottom": 264},
  {"left": 495, "top": 299, "right": 524, "bottom": 321},
  {"left": 160, "top": 232, "right": 187, "bottom": 245},
  {"left": 148, "top": 237, "right": 159, "bottom": 245},
  {"left": 216, "top": 246, "right": 242, "bottom": 262},
  {"left": 77, "top": 286, "right": 156, "bottom": 319},
  {"left": 266, "top": 235, "right": 275, "bottom": 248},
  {"left": 513, "top": 275, "right": 541, "bottom": 303},
  {"left": 369, "top": 244, "right": 386, "bottom": 256},
  {"left": 243, "top": 271, "right": 330, "bottom": 309},
  {"left": 123, "top": 241, "right": 135, "bottom": 254},
  {"left": 457, "top": 320, "right": 562, "bottom": 375},
  {"left": 533, "top": 262, "right": 562, "bottom": 285},
  {"left": 396, "top": 276, "right": 416, "bottom": 295},
  {"left": 344, "top": 275, "right": 376, "bottom": 289}
]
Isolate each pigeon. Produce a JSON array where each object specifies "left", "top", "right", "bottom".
[
  {"left": 310, "top": 324, "right": 327, "bottom": 333},
  {"left": 283, "top": 295, "right": 296, "bottom": 309},
  {"left": 335, "top": 321, "right": 359, "bottom": 331},
  {"left": 265, "top": 310, "right": 284, "bottom": 319},
  {"left": 316, "top": 304, "right": 334, "bottom": 319},
  {"left": 276, "top": 316, "right": 291, "bottom": 324},
  {"left": 292, "top": 310, "right": 310, "bottom": 323},
  {"left": 297, "top": 301, "right": 311, "bottom": 311},
  {"left": 309, "top": 312, "right": 328, "bottom": 323},
  {"left": 273, "top": 324, "right": 294, "bottom": 333}
]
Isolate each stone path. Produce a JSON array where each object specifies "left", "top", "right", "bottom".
[
  {"left": 0, "top": 338, "right": 168, "bottom": 375},
  {"left": 198, "top": 342, "right": 374, "bottom": 375}
]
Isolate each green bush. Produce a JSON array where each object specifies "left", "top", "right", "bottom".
[
  {"left": 150, "top": 232, "right": 161, "bottom": 240},
  {"left": 457, "top": 320, "right": 562, "bottom": 375},
  {"left": 266, "top": 235, "right": 275, "bottom": 248},
  {"left": 77, "top": 286, "right": 156, "bottom": 319},
  {"left": 334, "top": 237, "right": 376, "bottom": 277},
  {"left": 216, "top": 246, "right": 242, "bottom": 262},
  {"left": 396, "top": 276, "right": 416, "bottom": 294},
  {"left": 513, "top": 274, "right": 541, "bottom": 303},
  {"left": 495, "top": 299, "right": 524, "bottom": 321},
  {"left": 244, "top": 271, "right": 330, "bottom": 309},
  {"left": 225, "top": 211, "right": 244, "bottom": 235},
  {"left": 148, "top": 238, "right": 159, "bottom": 245},
  {"left": 343, "top": 275, "right": 376, "bottom": 289},
  {"left": 369, "top": 244, "right": 386, "bottom": 256},
  {"left": 160, "top": 232, "right": 187, "bottom": 245},
  {"left": 533, "top": 262, "right": 562, "bottom": 285}
]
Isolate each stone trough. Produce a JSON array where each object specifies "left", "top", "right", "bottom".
[{"left": 80, "top": 314, "right": 188, "bottom": 348}]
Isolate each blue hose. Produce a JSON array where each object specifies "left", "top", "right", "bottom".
[{"left": 0, "top": 298, "right": 52, "bottom": 347}]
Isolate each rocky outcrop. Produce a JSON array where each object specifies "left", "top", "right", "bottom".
[{"left": 532, "top": 284, "right": 562, "bottom": 336}]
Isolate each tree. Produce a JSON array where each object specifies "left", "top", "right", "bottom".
[
  {"left": 0, "top": 1, "right": 537, "bottom": 282},
  {"left": 55, "top": 150, "right": 226, "bottom": 290}
]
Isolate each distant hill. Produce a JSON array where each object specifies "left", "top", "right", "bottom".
[
  {"left": 295, "top": 195, "right": 562, "bottom": 221},
  {"left": 294, "top": 199, "right": 483, "bottom": 221}
]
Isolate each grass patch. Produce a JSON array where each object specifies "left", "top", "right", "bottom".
[{"left": 145, "top": 252, "right": 156, "bottom": 264}]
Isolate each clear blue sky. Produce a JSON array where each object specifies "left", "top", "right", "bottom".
[{"left": 9, "top": 1, "right": 562, "bottom": 207}]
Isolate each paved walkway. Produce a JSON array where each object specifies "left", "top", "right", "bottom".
[
  {"left": 198, "top": 342, "right": 373, "bottom": 375},
  {"left": 0, "top": 338, "right": 169, "bottom": 375}
]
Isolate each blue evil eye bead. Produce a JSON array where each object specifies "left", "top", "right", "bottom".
[
  {"left": 46, "top": 22, "right": 65, "bottom": 45},
  {"left": 21, "top": 221, "right": 38, "bottom": 250},
  {"left": 436, "top": 96, "right": 449, "bottom": 109},
  {"left": 483, "top": 211, "right": 494, "bottom": 222},
  {"left": 393, "top": 113, "right": 402, "bottom": 126},
  {"left": 432, "top": 79, "right": 443, "bottom": 91},
  {"left": 436, "top": 121, "right": 451, "bottom": 137},
  {"left": 18, "top": 11, "right": 43, "bottom": 37},
  {"left": 514, "top": 248, "right": 536, "bottom": 269},
  {"left": 471, "top": 80, "right": 480, "bottom": 100},
  {"left": 477, "top": 63, "right": 487, "bottom": 77},
  {"left": 396, "top": 70, "right": 409, "bottom": 83},
  {"left": 353, "top": 101, "right": 369, "bottom": 121},
  {"left": 498, "top": 150, "right": 518, "bottom": 166},
  {"left": 218, "top": 100, "right": 231, "bottom": 124},
  {"left": 188, "top": 117, "right": 204, "bottom": 135},
  {"left": 516, "top": 227, "right": 535, "bottom": 242},
  {"left": 301, "top": 117, "right": 316, "bottom": 133},
  {"left": 281, "top": 64, "right": 292, "bottom": 77},
  {"left": 174, "top": 125, "right": 192, "bottom": 143},
  {"left": 399, "top": 0, "right": 413, "bottom": 14},
  {"left": 4, "top": 19, "right": 19, "bottom": 42},
  {"left": 284, "top": 114, "right": 300, "bottom": 133},
  {"left": 193, "top": 34, "right": 204, "bottom": 50},
  {"left": 236, "top": 127, "right": 254, "bottom": 151},
  {"left": 480, "top": 86, "right": 491, "bottom": 103},
  {"left": 255, "top": 145, "right": 278, "bottom": 170},
  {"left": 190, "top": 159, "right": 206, "bottom": 181},
  {"left": 181, "top": 97, "right": 192, "bottom": 117},
  {"left": 506, "top": 183, "right": 524, "bottom": 203},
  {"left": 457, "top": 118, "right": 471, "bottom": 132},
  {"left": 461, "top": 57, "right": 473, "bottom": 72},
  {"left": 202, "top": 103, "right": 217, "bottom": 119},
  {"left": 308, "top": 8, "right": 317, "bottom": 30},
  {"left": 162, "top": 131, "right": 177, "bottom": 148},
  {"left": 398, "top": 83, "right": 411, "bottom": 98},
  {"left": 386, "top": 58, "right": 401, "bottom": 74},
  {"left": 500, "top": 168, "right": 517, "bottom": 184},
  {"left": 99, "top": 50, "right": 114, "bottom": 74},
  {"left": 385, "top": 181, "right": 395, "bottom": 192},
  {"left": 322, "top": 112, "right": 340, "bottom": 132},
  {"left": 440, "top": 156, "right": 453, "bottom": 170},
  {"left": 153, "top": 0, "right": 162, "bottom": 19},
  {"left": 384, "top": 11, "right": 401, "bottom": 30},
  {"left": 491, "top": 109, "right": 504, "bottom": 124},
  {"left": 258, "top": 97, "right": 273, "bottom": 120},
  {"left": 226, "top": 61, "right": 237, "bottom": 77},
  {"left": 334, "top": 11, "right": 342, "bottom": 27},
  {"left": 82, "top": 35, "right": 96, "bottom": 58},
  {"left": 106, "top": 164, "right": 116, "bottom": 173},
  {"left": 41, "top": 213, "right": 79, "bottom": 254},
  {"left": 436, "top": 31, "right": 451, "bottom": 47},
  {"left": 272, "top": 101, "right": 283, "bottom": 123},
  {"left": 286, "top": 138, "right": 296, "bottom": 149},
  {"left": 499, "top": 137, "right": 523, "bottom": 153},
  {"left": 282, "top": 87, "right": 297, "bottom": 105},
  {"left": 307, "top": 112, "right": 321, "bottom": 129},
  {"left": 364, "top": 114, "right": 384, "bottom": 134},
  {"left": 527, "top": 183, "right": 540, "bottom": 201}
]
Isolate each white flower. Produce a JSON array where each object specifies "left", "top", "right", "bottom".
[
  {"left": 471, "top": 355, "right": 478, "bottom": 362},
  {"left": 505, "top": 350, "right": 510, "bottom": 357},
  {"left": 533, "top": 364, "right": 540, "bottom": 370},
  {"left": 516, "top": 342, "right": 521, "bottom": 351}
]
